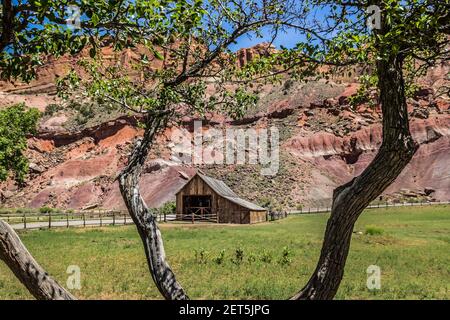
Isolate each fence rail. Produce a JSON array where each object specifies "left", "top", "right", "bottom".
[
  {"left": 0, "top": 209, "right": 176, "bottom": 230},
  {"left": 1, "top": 201, "right": 448, "bottom": 230},
  {"left": 289, "top": 200, "right": 450, "bottom": 215},
  {"left": 177, "top": 213, "right": 218, "bottom": 223}
]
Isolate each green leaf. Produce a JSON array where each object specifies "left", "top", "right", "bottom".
[
  {"left": 153, "top": 50, "right": 164, "bottom": 60},
  {"left": 91, "top": 13, "right": 100, "bottom": 26}
]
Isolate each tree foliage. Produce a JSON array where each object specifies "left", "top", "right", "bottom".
[{"left": 0, "top": 104, "right": 40, "bottom": 183}]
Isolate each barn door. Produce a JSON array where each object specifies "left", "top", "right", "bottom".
[{"left": 183, "top": 195, "right": 212, "bottom": 219}]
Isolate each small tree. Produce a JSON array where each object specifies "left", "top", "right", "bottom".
[{"left": 0, "top": 104, "right": 40, "bottom": 184}]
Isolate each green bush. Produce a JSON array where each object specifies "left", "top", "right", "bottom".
[
  {"left": 39, "top": 206, "right": 54, "bottom": 214},
  {"left": 160, "top": 201, "right": 176, "bottom": 215},
  {"left": 0, "top": 208, "right": 12, "bottom": 214},
  {"left": 365, "top": 225, "right": 384, "bottom": 236}
]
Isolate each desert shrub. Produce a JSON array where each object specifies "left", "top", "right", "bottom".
[
  {"left": 283, "top": 79, "right": 295, "bottom": 93},
  {"left": 44, "top": 104, "right": 63, "bottom": 116},
  {"left": 365, "top": 225, "right": 384, "bottom": 236}
]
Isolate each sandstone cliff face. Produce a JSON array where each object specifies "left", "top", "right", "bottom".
[
  {"left": 286, "top": 115, "right": 450, "bottom": 204},
  {"left": 235, "top": 42, "right": 277, "bottom": 68},
  {"left": 1, "top": 44, "right": 449, "bottom": 209}
]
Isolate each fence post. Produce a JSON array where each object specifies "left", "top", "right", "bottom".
[
  {"left": 83, "top": 213, "right": 86, "bottom": 227},
  {"left": 124, "top": 213, "right": 127, "bottom": 225},
  {"left": 66, "top": 213, "right": 69, "bottom": 228},
  {"left": 192, "top": 212, "right": 194, "bottom": 224},
  {"left": 113, "top": 211, "right": 116, "bottom": 226},
  {"left": 23, "top": 213, "right": 26, "bottom": 230},
  {"left": 48, "top": 212, "right": 51, "bottom": 229},
  {"left": 100, "top": 211, "right": 103, "bottom": 227},
  {"left": 164, "top": 212, "right": 166, "bottom": 223}
]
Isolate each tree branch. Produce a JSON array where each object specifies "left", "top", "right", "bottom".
[
  {"left": 0, "top": 220, "right": 75, "bottom": 300},
  {"left": 118, "top": 111, "right": 189, "bottom": 300}
]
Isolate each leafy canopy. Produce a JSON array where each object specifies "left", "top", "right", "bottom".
[
  {"left": 0, "top": 104, "right": 40, "bottom": 183},
  {"left": 0, "top": 0, "right": 207, "bottom": 81}
]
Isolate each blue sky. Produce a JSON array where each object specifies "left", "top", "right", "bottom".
[{"left": 229, "top": 27, "right": 305, "bottom": 51}]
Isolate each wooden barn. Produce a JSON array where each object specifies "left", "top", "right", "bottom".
[{"left": 175, "top": 172, "right": 267, "bottom": 224}]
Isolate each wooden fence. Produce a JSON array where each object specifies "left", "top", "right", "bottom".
[
  {"left": 1, "top": 201, "right": 447, "bottom": 230},
  {"left": 177, "top": 212, "right": 219, "bottom": 223},
  {"left": 267, "top": 211, "right": 289, "bottom": 221},
  {"left": 0, "top": 210, "right": 175, "bottom": 230},
  {"left": 289, "top": 200, "right": 450, "bottom": 215}
]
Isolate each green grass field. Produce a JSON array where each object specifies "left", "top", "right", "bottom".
[{"left": 0, "top": 205, "right": 449, "bottom": 300}]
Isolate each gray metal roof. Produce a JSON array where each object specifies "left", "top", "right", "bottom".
[
  {"left": 198, "top": 173, "right": 238, "bottom": 197},
  {"left": 198, "top": 173, "right": 266, "bottom": 211}
]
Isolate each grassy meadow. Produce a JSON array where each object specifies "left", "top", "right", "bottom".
[{"left": 0, "top": 205, "right": 449, "bottom": 300}]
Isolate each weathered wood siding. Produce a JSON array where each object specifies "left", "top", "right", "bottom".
[
  {"left": 249, "top": 211, "right": 267, "bottom": 223},
  {"left": 176, "top": 175, "right": 217, "bottom": 216},
  {"left": 176, "top": 175, "right": 267, "bottom": 224}
]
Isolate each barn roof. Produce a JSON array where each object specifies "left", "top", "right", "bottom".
[
  {"left": 178, "top": 172, "right": 266, "bottom": 211},
  {"left": 197, "top": 173, "right": 238, "bottom": 198},
  {"left": 198, "top": 173, "right": 266, "bottom": 211}
]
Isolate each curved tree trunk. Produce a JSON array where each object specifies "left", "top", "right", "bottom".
[
  {"left": 291, "top": 53, "right": 418, "bottom": 299},
  {"left": 0, "top": 220, "right": 75, "bottom": 300},
  {"left": 118, "top": 112, "right": 189, "bottom": 300}
]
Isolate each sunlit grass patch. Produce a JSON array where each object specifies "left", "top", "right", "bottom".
[{"left": 0, "top": 205, "right": 448, "bottom": 300}]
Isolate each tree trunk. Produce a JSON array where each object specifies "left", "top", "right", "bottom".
[
  {"left": 118, "top": 112, "right": 189, "bottom": 300},
  {"left": 291, "top": 53, "right": 418, "bottom": 299},
  {"left": 0, "top": 220, "right": 75, "bottom": 300}
]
